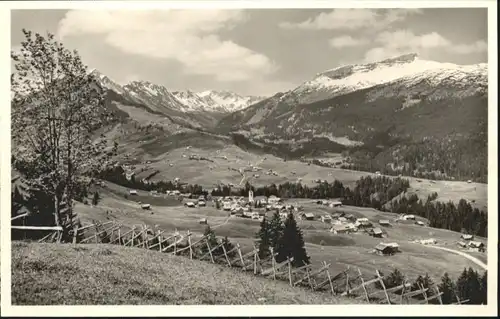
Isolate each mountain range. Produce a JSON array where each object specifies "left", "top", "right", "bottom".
[{"left": 95, "top": 53, "right": 488, "bottom": 182}]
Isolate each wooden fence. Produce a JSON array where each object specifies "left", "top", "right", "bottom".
[{"left": 19, "top": 219, "right": 469, "bottom": 305}]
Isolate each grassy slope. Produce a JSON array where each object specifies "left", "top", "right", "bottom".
[
  {"left": 75, "top": 185, "right": 487, "bottom": 283},
  {"left": 11, "top": 241, "right": 362, "bottom": 305}
]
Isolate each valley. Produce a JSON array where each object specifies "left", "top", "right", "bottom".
[{"left": 11, "top": 47, "right": 490, "bottom": 306}]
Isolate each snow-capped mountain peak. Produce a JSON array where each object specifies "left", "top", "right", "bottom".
[
  {"left": 193, "top": 90, "right": 265, "bottom": 112},
  {"left": 281, "top": 53, "right": 487, "bottom": 105},
  {"left": 89, "top": 68, "right": 265, "bottom": 114}
]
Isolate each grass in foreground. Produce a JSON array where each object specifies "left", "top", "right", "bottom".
[{"left": 11, "top": 241, "right": 364, "bottom": 305}]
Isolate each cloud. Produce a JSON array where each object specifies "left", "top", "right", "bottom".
[
  {"left": 279, "top": 9, "right": 422, "bottom": 31},
  {"left": 448, "top": 40, "right": 487, "bottom": 54},
  {"left": 329, "top": 35, "right": 367, "bottom": 48},
  {"left": 57, "top": 10, "right": 277, "bottom": 82},
  {"left": 362, "top": 30, "right": 486, "bottom": 62}
]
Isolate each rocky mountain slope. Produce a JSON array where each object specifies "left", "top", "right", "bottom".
[
  {"left": 217, "top": 53, "right": 488, "bottom": 181},
  {"left": 92, "top": 69, "right": 264, "bottom": 130}
]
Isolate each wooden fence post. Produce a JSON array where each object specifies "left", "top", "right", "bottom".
[
  {"left": 254, "top": 250, "right": 258, "bottom": 275},
  {"left": 158, "top": 230, "right": 163, "bottom": 251},
  {"left": 94, "top": 223, "right": 99, "bottom": 244},
  {"left": 131, "top": 227, "right": 135, "bottom": 246},
  {"left": 205, "top": 237, "right": 215, "bottom": 263},
  {"left": 305, "top": 262, "right": 314, "bottom": 290},
  {"left": 434, "top": 285, "right": 444, "bottom": 305},
  {"left": 287, "top": 257, "right": 292, "bottom": 286},
  {"left": 142, "top": 225, "right": 148, "bottom": 249},
  {"left": 236, "top": 243, "right": 246, "bottom": 270},
  {"left": 376, "top": 269, "right": 391, "bottom": 305},
  {"left": 358, "top": 268, "right": 370, "bottom": 303},
  {"left": 221, "top": 242, "right": 231, "bottom": 267},
  {"left": 118, "top": 227, "right": 121, "bottom": 245},
  {"left": 173, "top": 231, "right": 178, "bottom": 255},
  {"left": 73, "top": 226, "right": 79, "bottom": 245},
  {"left": 187, "top": 230, "right": 193, "bottom": 259},
  {"left": 324, "top": 261, "right": 335, "bottom": 295},
  {"left": 418, "top": 282, "right": 429, "bottom": 304},
  {"left": 270, "top": 247, "right": 276, "bottom": 280},
  {"left": 345, "top": 272, "right": 350, "bottom": 296},
  {"left": 400, "top": 280, "right": 407, "bottom": 304}
]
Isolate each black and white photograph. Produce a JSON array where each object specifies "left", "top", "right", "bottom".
[{"left": 2, "top": 1, "right": 497, "bottom": 316}]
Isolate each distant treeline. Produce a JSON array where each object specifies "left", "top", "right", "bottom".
[{"left": 391, "top": 194, "right": 487, "bottom": 237}]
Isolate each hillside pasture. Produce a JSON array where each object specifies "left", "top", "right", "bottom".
[
  {"left": 74, "top": 181, "right": 487, "bottom": 286},
  {"left": 12, "top": 242, "right": 359, "bottom": 305}
]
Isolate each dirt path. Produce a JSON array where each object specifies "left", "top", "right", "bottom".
[
  {"left": 212, "top": 214, "right": 231, "bottom": 230},
  {"left": 418, "top": 243, "right": 487, "bottom": 270}
]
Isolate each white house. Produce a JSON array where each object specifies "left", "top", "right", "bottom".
[
  {"left": 402, "top": 214, "right": 416, "bottom": 220},
  {"left": 461, "top": 234, "right": 474, "bottom": 241},
  {"left": 468, "top": 241, "right": 486, "bottom": 252},
  {"left": 420, "top": 238, "right": 437, "bottom": 245},
  {"left": 141, "top": 203, "right": 151, "bottom": 210},
  {"left": 301, "top": 212, "right": 315, "bottom": 220},
  {"left": 331, "top": 224, "right": 350, "bottom": 234},
  {"left": 329, "top": 200, "right": 343, "bottom": 208},
  {"left": 457, "top": 241, "right": 468, "bottom": 248},
  {"left": 379, "top": 220, "right": 391, "bottom": 226},
  {"left": 199, "top": 218, "right": 207, "bottom": 224},
  {"left": 129, "top": 190, "right": 138, "bottom": 195},
  {"left": 321, "top": 215, "right": 332, "bottom": 223},
  {"left": 268, "top": 195, "right": 281, "bottom": 205}
]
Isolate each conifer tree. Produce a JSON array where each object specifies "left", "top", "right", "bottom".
[
  {"left": 456, "top": 268, "right": 470, "bottom": 303},
  {"left": 465, "top": 267, "right": 482, "bottom": 304},
  {"left": 256, "top": 216, "right": 271, "bottom": 259},
  {"left": 275, "top": 212, "right": 310, "bottom": 267},
  {"left": 439, "top": 272, "right": 457, "bottom": 304},
  {"left": 268, "top": 211, "right": 284, "bottom": 251},
  {"left": 480, "top": 271, "right": 487, "bottom": 304}
]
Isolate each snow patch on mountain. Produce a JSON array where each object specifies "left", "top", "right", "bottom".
[
  {"left": 196, "top": 90, "right": 265, "bottom": 112},
  {"left": 89, "top": 69, "right": 265, "bottom": 114},
  {"left": 282, "top": 53, "right": 487, "bottom": 104}
]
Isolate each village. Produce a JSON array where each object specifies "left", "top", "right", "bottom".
[{"left": 124, "top": 185, "right": 487, "bottom": 257}]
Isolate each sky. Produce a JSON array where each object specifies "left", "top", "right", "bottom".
[{"left": 11, "top": 8, "right": 488, "bottom": 96}]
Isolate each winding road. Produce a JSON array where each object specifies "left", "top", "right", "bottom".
[{"left": 412, "top": 242, "right": 487, "bottom": 270}]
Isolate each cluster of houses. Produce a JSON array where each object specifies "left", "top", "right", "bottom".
[
  {"left": 328, "top": 215, "right": 390, "bottom": 238},
  {"left": 414, "top": 238, "right": 438, "bottom": 245},
  {"left": 184, "top": 195, "right": 207, "bottom": 208},
  {"left": 218, "top": 195, "right": 265, "bottom": 221},
  {"left": 315, "top": 199, "right": 343, "bottom": 208},
  {"left": 265, "top": 169, "right": 279, "bottom": 176},
  {"left": 458, "top": 234, "right": 485, "bottom": 252}
]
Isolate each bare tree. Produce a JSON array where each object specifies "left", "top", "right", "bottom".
[{"left": 11, "top": 29, "right": 115, "bottom": 240}]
